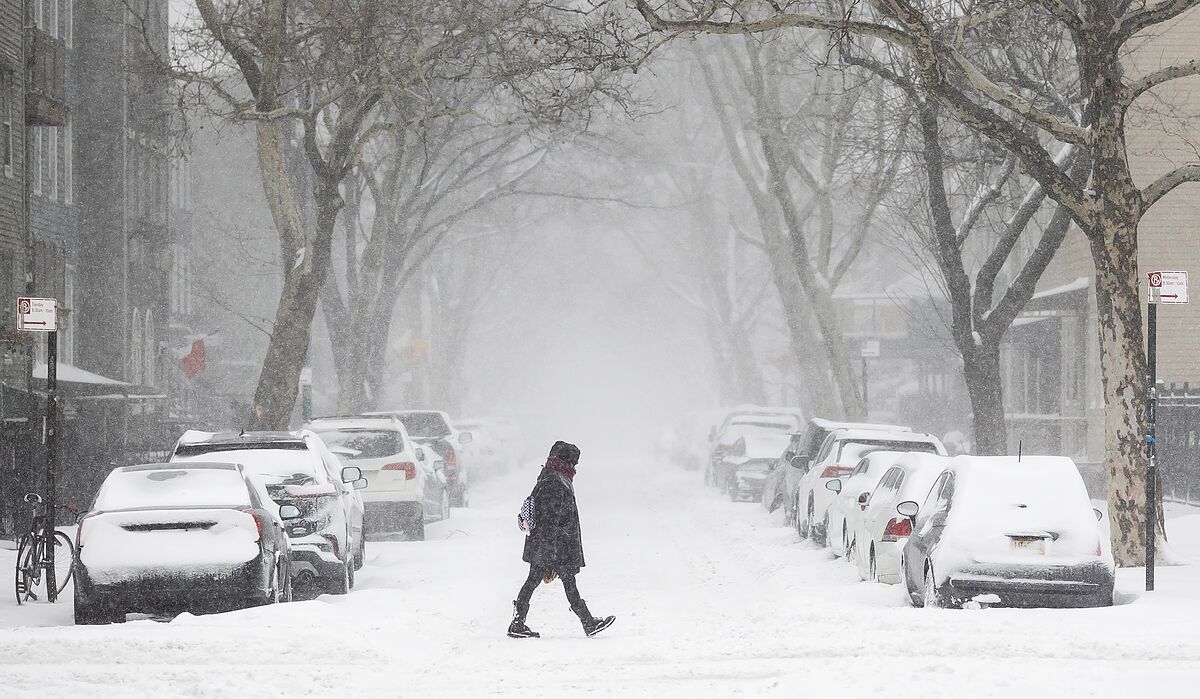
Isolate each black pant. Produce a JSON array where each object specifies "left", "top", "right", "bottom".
[{"left": 516, "top": 565, "right": 583, "bottom": 610}]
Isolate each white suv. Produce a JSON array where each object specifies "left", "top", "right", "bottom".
[
  {"left": 307, "top": 416, "right": 448, "bottom": 541},
  {"left": 796, "top": 428, "right": 946, "bottom": 546}
]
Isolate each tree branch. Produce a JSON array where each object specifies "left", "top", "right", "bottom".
[
  {"left": 1124, "top": 58, "right": 1200, "bottom": 106},
  {"left": 1141, "top": 164, "right": 1200, "bottom": 213},
  {"left": 1119, "top": 0, "right": 1200, "bottom": 41}
]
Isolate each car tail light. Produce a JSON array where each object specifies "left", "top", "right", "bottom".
[
  {"left": 821, "top": 465, "right": 852, "bottom": 479},
  {"left": 882, "top": 517, "right": 912, "bottom": 542},
  {"left": 239, "top": 508, "right": 265, "bottom": 541},
  {"left": 76, "top": 513, "right": 96, "bottom": 547},
  {"left": 444, "top": 447, "right": 458, "bottom": 471},
  {"left": 322, "top": 533, "right": 341, "bottom": 558},
  {"left": 1095, "top": 540, "right": 1103, "bottom": 556},
  {"left": 383, "top": 462, "right": 417, "bottom": 480}
]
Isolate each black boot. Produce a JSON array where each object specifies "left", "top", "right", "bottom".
[
  {"left": 571, "top": 599, "right": 615, "bottom": 637},
  {"left": 507, "top": 600, "right": 539, "bottom": 639}
]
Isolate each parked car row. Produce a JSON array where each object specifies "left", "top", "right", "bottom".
[{"left": 679, "top": 408, "right": 1117, "bottom": 609}]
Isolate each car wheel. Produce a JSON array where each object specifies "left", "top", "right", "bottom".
[
  {"left": 869, "top": 546, "right": 878, "bottom": 582},
  {"left": 923, "top": 563, "right": 943, "bottom": 609},
  {"left": 841, "top": 523, "right": 849, "bottom": 557},
  {"left": 813, "top": 512, "right": 828, "bottom": 547},
  {"left": 440, "top": 490, "right": 450, "bottom": 521},
  {"left": 449, "top": 483, "right": 467, "bottom": 508},
  {"left": 728, "top": 481, "right": 739, "bottom": 501},
  {"left": 283, "top": 565, "right": 294, "bottom": 603},
  {"left": 845, "top": 532, "right": 856, "bottom": 561}
]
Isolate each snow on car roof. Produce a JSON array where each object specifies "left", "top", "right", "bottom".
[
  {"left": 891, "top": 453, "right": 951, "bottom": 500},
  {"left": 94, "top": 464, "right": 252, "bottom": 512},
  {"left": 718, "top": 423, "right": 791, "bottom": 444},
  {"left": 829, "top": 427, "right": 937, "bottom": 442},
  {"left": 736, "top": 434, "right": 792, "bottom": 460},
  {"left": 810, "top": 418, "right": 911, "bottom": 432},
  {"left": 306, "top": 417, "right": 405, "bottom": 432},
  {"left": 173, "top": 447, "right": 324, "bottom": 483}
]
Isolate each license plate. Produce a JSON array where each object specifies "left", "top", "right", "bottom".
[{"left": 1009, "top": 537, "right": 1046, "bottom": 554}]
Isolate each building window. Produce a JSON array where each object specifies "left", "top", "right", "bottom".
[
  {"left": 1, "top": 71, "right": 12, "bottom": 178},
  {"left": 49, "top": 126, "right": 58, "bottom": 201},
  {"left": 64, "top": 0, "right": 73, "bottom": 49},
  {"left": 130, "top": 309, "right": 143, "bottom": 384},
  {"left": 63, "top": 118, "right": 72, "bottom": 204}
]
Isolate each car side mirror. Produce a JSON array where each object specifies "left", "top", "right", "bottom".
[
  {"left": 340, "top": 466, "right": 363, "bottom": 483},
  {"left": 825, "top": 479, "right": 842, "bottom": 494},
  {"left": 1093, "top": 507, "right": 1104, "bottom": 522},
  {"left": 459, "top": 431, "right": 474, "bottom": 445},
  {"left": 353, "top": 478, "right": 368, "bottom": 490},
  {"left": 279, "top": 504, "right": 301, "bottom": 520},
  {"left": 857, "top": 492, "right": 870, "bottom": 506},
  {"left": 416, "top": 447, "right": 427, "bottom": 462},
  {"left": 790, "top": 456, "right": 808, "bottom": 470},
  {"left": 23, "top": 492, "right": 42, "bottom": 504},
  {"left": 896, "top": 500, "right": 919, "bottom": 518}
]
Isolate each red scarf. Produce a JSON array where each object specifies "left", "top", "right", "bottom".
[{"left": 543, "top": 456, "right": 576, "bottom": 482}]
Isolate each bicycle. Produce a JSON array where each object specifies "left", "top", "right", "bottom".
[{"left": 14, "top": 493, "right": 78, "bottom": 604}]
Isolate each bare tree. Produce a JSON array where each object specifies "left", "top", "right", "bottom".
[
  {"left": 699, "top": 36, "right": 909, "bottom": 419},
  {"left": 636, "top": 0, "right": 1200, "bottom": 563},
  {"left": 168, "top": 0, "right": 640, "bottom": 428}
]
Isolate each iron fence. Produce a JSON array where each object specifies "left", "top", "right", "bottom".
[{"left": 1155, "top": 384, "right": 1200, "bottom": 505}]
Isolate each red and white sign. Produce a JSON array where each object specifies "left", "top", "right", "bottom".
[
  {"left": 16, "top": 297, "right": 57, "bottom": 332},
  {"left": 1148, "top": 271, "right": 1189, "bottom": 304}
]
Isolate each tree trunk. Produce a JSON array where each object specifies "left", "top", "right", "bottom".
[
  {"left": 1089, "top": 216, "right": 1149, "bottom": 567},
  {"left": 249, "top": 174, "right": 342, "bottom": 429},
  {"left": 961, "top": 343, "right": 1008, "bottom": 455}
]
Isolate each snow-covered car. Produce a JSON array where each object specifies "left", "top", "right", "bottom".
[
  {"left": 707, "top": 417, "right": 798, "bottom": 487},
  {"left": 796, "top": 427, "right": 945, "bottom": 545},
  {"left": 898, "top": 455, "right": 1115, "bottom": 609},
  {"left": 74, "top": 462, "right": 300, "bottom": 624},
  {"left": 823, "top": 451, "right": 905, "bottom": 557},
  {"left": 455, "top": 418, "right": 517, "bottom": 478},
  {"left": 762, "top": 418, "right": 911, "bottom": 523},
  {"left": 722, "top": 433, "right": 793, "bottom": 502},
  {"left": 850, "top": 453, "right": 948, "bottom": 583},
  {"left": 367, "top": 410, "right": 472, "bottom": 507},
  {"left": 307, "top": 416, "right": 448, "bottom": 541},
  {"left": 714, "top": 405, "right": 805, "bottom": 436},
  {"left": 171, "top": 430, "right": 367, "bottom": 595}
]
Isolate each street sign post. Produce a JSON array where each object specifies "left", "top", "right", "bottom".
[
  {"left": 17, "top": 297, "right": 58, "bottom": 332},
  {"left": 16, "top": 297, "right": 60, "bottom": 601},
  {"left": 1144, "top": 271, "right": 1188, "bottom": 592}
]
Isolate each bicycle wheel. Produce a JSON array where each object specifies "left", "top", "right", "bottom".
[
  {"left": 50, "top": 531, "right": 75, "bottom": 594},
  {"left": 14, "top": 533, "right": 36, "bottom": 605}
]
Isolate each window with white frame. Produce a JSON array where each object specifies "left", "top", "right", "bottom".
[{"left": 64, "top": 0, "right": 73, "bottom": 48}]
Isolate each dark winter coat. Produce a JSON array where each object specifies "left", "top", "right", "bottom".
[{"left": 522, "top": 468, "right": 585, "bottom": 574}]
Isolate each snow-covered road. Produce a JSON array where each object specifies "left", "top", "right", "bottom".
[{"left": 2, "top": 457, "right": 1200, "bottom": 697}]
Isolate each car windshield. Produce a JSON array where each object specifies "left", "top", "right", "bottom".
[
  {"left": 94, "top": 468, "right": 251, "bottom": 511},
  {"left": 837, "top": 440, "right": 937, "bottom": 462},
  {"left": 398, "top": 413, "right": 451, "bottom": 439},
  {"left": 315, "top": 429, "right": 403, "bottom": 459},
  {"left": 173, "top": 448, "right": 322, "bottom": 485}
]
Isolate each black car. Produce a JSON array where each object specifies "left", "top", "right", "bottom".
[
  {"left": 74, "top": 462, "right": 300, "bottom": 624},
  {"left": 897, "top": 455, "right": 1116, "bottom": 609}
]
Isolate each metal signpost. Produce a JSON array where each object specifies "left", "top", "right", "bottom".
[
  {"left": 860, "top": 340, "right": 880, "bottom": 411},
  {"left": 17, "top": 297, "right": 59, "bottom": 601},
  {"left": 1145, "top": 271, "right": 1188, "bottom": 592}
]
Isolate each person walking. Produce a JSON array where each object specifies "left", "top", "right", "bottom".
[{"left": 508, "top": 441, "right": 615, "bottom": 639}]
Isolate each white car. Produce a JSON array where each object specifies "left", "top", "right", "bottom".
[
  {"left": 850, "top": 452, "right": 948, "bottom": 583},
  {"left": 898, "top": 456, "right": 1115, "bottom": 608},
  {"left": 307, "top": 416, "right": 448, "bottom": 541},
  {"left": 796, "top": 428, "right": 946, "bottom": 545},
  {"left": 455, "top": 418, "right": 517, "bottom": 478},
  {"left": 823, "top": 451, "right": 905, "bottom": 557},
  {"left": 722, "top": 433, "right": 793, "bottom": 502},
  {"left": 171, "top": 430, "right": 366, "bottom": 595},
  {"left": 367, "top": 409, "right": 473, "bottom": 506}
]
